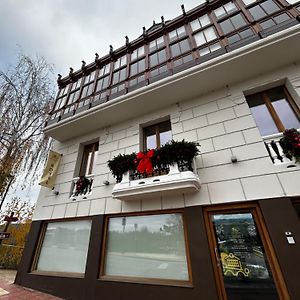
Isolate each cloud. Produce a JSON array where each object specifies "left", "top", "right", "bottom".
[{"left": 0, "top": 0, "right": 203, "bottom": 76}]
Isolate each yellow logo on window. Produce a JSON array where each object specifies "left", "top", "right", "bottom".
[{"left": 221, "top": 253, "right": 250, "bottom": 277}]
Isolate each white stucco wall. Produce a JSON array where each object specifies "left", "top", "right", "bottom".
[{"left": 33, "top": 63, "right": 300, "bottom": 220}]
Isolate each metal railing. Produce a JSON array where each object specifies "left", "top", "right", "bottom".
[{"left": 70, "top": 174, "right": 94, "bottom": 200}]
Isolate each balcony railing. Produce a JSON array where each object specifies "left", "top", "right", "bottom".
[
  {"left": 112, "top": 160, "right": 201, "bottom": 201},
  {"left": 70, "top": 174, "right": 94, "bottom": 200},
  {"left": 264, "top": 133, "right": 297, "bottom": 166}
]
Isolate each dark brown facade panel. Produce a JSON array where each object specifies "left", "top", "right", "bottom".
[
  {"left": 15, "top": 207, "right": 219, "bottom": 300},
  {"left": 259, "top": 197, "right": 300, "bottom": 300}
]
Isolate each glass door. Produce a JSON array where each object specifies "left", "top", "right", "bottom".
[{"left": 205, "top": 207, "right": 288, "bottom": 300}]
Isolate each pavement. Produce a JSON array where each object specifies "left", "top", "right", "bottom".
[{"left": 0, "top": 269, "right": 63, "bottom": 299}]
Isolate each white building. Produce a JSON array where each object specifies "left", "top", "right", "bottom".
[{"left": 16, "top": 1, "right": 300, "bottom": 299}]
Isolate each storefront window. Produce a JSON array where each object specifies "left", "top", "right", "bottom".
[
  {"left": 35, "top": 220, "right": 92, "bottom": 274},
  {"left": 102, "top": 213, "right": 190, "bottom": 282}
]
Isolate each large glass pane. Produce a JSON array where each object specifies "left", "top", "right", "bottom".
[
  {"left": 261, "top": 0, "right": 280, "bottom": 14},
  {"left": 231, "top": 14, "right": 247, "bottom": 29},
  {"left": 36, "top": 220, "right": 92, "bottom": 274},
  {"left": 249, "top": 6, "right": 267, "bottom": 20},
  {"left": 194, "top": 31, "right": 206, "bottom": 46},
  {"left": 249, "top": 103, "right": 279, "bottom": 136},
  {"left": 220, "top": 19, "right": 235, "bottom": 34},
  {"left": 272, "top": 99, "right": 300, "bottom": 130},
  {"left": 211, "top": 212, "right": 280, "bottom": 300},
  {"left": 104, "top": 214, "right": 189, "bottom": 281},
  {"left": 171, "top": 43, "right": 181, "bottom": 57}
]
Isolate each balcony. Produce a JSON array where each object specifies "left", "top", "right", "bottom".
[
  {"left": 44, "top": 21, "right": 300, "bottom": 141},
  {"left": 109, "top": 140, "right": 201, "bottom": 200},
  {"left": 70, "top": 174, "right": 94, "bottom": 201},
  {"left": 264, "top": 129, "right": 300, "bottom": 167},
  {"left": 112, "top": 161, "right": 201, "bottom": 201}
]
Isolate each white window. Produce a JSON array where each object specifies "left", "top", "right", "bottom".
[{"left": 35, "top": 220, "right": 92, "bottom": 275}]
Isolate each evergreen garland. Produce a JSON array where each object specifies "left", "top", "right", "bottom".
[{"left": 107, "top": 140, "right": 200, "bottom": 180}]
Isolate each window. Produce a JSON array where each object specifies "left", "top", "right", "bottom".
[
  {"left": 98, "top": 63, "right": 111, "bottom": 78},
  {"left": 194, "top": 27, "right": 218, "bottom": 47},
  {"left": 190, "top": 14, "right": 211, "bottom": 31},
  {"left": 227, "top": 28, "right": 255, "bottom": 44},
  {"left": 53, "top": 83, "right": 71, "bottom": 111},
  {"left": 130, "top": 59, "right": 145, "bottom": 76},
  {"left": 114, "top": 55, "right": 127, "bottom": 70},
  {"left": 101, "top": 213, "right": 191, "bottom": 283},
  {"left": 170, "top": 39, "right": 191, "bottom": 58},
  {"left": 260, "top": 13, "right": 291, "bottom": 30},
  {"left": 149, "top": 49, "right": 167, "bottom": 67},
  {"left": 219, "top": 13, "right": 247, "bottom": 35},
  {"left": 34, "top": 220, "right": 92, "bottom": 275},
  {"left": 249, "top": 0, "right": 280, "bottom": 21},
  {"left": 129, "top": 74, "right": 145, "bottom": 87},
  {"left": 150, "top": 65, "right": 168, "bottom": 79},
  {"left": 131, "top": 46, "right": 145, "bottom": 61},
  {"left": 246, "top": 86, "right": 300, "bottom": 136},
  {"left": 149, "top": 36, "right": 165, "bottom": 52},
  {"left": 80, "top": 142, "right": 99, "bottom": 176},
  {"left": 81, "top": 70, "right": 96, "bottom": 99},
  {"left": 168, "top": 26, "right": 186, "bottom": 42},
  {"left": 199, "top": 42, "right": 222, "bottom": 57},
  {"left": 112, "top": 68, "right": 127, "bottom": 85},
  {"left": 95, "top": 75, "right": 110, "bottom": 93},
  {"left": 173, "top": 54, "right": 194, "bottom": 68},
  {"left": 214, "top": 2, "right": 237, "bottom": 19},
  {"left": 144, "top": 120, "right": 172, "bottom": 150}
]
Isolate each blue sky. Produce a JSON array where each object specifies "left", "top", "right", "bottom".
[{"left": 0, "top": 0, "right": 204, "bottom": 206}]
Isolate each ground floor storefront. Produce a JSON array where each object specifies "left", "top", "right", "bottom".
[{"left": 16, "top": 197, "right": 300, "bottom": 300}]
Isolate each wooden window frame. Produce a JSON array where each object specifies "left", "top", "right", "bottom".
[
  {"left": 99, "top": 209, "right": 193, "bottom": 287},
  {"left": 31, "top": 217, "right": 93, "bottom": 278},
  {"left": 246, "top": 86, "right": 300, "bottom": 134},
  {"left": 143, "top": 120, "right": 172, "bottom": 151},
  {"left": 79, "top": 142, "right": 99, "bottom": 176},
  {"left": 204, "top": 202, "right": 290, "bottom": 300}
]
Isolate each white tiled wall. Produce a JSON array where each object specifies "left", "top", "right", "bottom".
[{"left": 33, "top": 64, "right": 300, "bottom": 220}]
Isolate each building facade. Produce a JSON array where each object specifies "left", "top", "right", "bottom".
[{"left": 16, "top": 0, "right": 300, "bottom": 299}]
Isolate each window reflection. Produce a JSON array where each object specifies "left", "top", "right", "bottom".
[
  {"left": 212, "top": 212, "right": 279, "bottom": 300},
  {"left": 104, "top": 213, "right": 189, "bottom": 281}
]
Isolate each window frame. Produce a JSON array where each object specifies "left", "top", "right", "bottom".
[
  {"left": 79, "top": 142, "right": 99, "bottom": 176},
  {"left": 246, "top": 86, "right": 300, "bottom": 135},
  {"left": 31, "top": 217, "right": 93, "bottom": 278},
  {"left": 99, "top": 209, "right": 193, "bottom": 287},
  {"left": 143, "top": 120, "right": 172, "bottom": 151}
]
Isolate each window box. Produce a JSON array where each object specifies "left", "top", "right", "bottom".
[
  {"left": 112, "top": 161, "right": 201, "bottom": 201},
  {"left": 108, "top": 140, "right": 201, "bottom": 200}
]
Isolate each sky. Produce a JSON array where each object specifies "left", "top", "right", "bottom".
[
  {"left": 0, "top": 0, "right": 205, "bottom": 207},
  {"left": 0, "top": 0, "right": 204, "bottom": 76}
]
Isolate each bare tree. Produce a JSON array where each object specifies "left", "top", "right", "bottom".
[{"left": 0, "top": 52, "right": 55, "bottom": 196}]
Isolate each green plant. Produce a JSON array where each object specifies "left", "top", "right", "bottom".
[
  {"left": 107, "top": 153, "right": 136, "bottom": 180},
  {"left": 107, "top": 140, "right": 200, "bottom": 180},
  {"left": 279, "top": 129, "right": 300, "bottom": 162}
]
